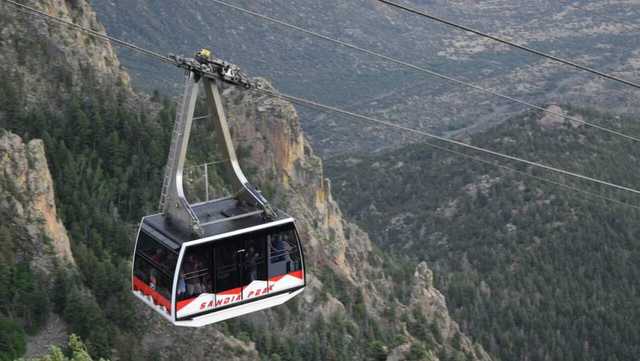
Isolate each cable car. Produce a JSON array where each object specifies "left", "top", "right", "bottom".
[{"left": 131, "top": 50, "right": 305, "bottom": 327}]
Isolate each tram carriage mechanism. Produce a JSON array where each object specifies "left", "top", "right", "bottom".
[{"left": 131, "top": 49, "right": 305, "bottom": 327}]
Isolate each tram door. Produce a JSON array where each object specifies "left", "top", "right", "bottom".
[{"left": 213, "top": 235, "right": 268, "bottom": 307}]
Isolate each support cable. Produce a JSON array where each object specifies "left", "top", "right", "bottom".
[
  {"left": 7, "top": 0, "right": 639, "bottom": 143},
  {"left": 5, "top": 0, "right": 640, "bottom": 204}
]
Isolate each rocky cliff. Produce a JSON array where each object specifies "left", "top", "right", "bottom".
[
  {"left": 0, "top": 130, "right": 74, "bottom": 271},
  {"left": 241, "top": 83, "right": 490, "bottom": 360},
  {"left": 0, "top": 1, "right": 131, "bottom": 359},
  {"left": 0, "top": 130, "right": 74, "bottom": 359}
]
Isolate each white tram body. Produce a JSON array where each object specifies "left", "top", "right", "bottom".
[{"left": 132, "top": 199, "right": 305, "bottom": 327}]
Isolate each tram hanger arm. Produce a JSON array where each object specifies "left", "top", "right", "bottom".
[{"left": 161, "top": 49, "right": 277, "bottom": 234}]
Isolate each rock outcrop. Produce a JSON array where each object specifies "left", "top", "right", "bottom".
[
  {"left": 536, "top": 105, "right": 585, "bottom": 129},
  {"left": 0, "top": 130, "right": 74, "bottom": 271},
  {"left": 139, "top": 319, "right": 259, "bottom": 361},
  {"left": 408, "top": 263, "right": 491, "bottom": 360}
]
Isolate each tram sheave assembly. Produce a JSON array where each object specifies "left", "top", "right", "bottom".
[{"left": 131, "top": 50, "right": 305, "bottom": 327}]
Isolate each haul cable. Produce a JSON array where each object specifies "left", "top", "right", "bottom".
[
  {"left": 207, "top": 0, "right": 640, "bottom": 143},
  {"left": 6, "top": 0, "right": 640, "bottom": 202}
]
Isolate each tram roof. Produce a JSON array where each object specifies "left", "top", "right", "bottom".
[{"left": 141, "top": 197, "right": 293, "bottom": 251}]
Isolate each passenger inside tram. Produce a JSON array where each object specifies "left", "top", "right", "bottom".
[
  {"left": 269, "top": 232, "right": 296, "bottom": 276},
  {"left": 187, "top": 256, "right": 201, "bottom": 295},
  {"left": 150, "top": 268, "right": 158, "bottom": 290},
  {"left": 151, "top": 248, "right": 165, "bottom": 264},
  {"left": 177, "top": 269, "right": 187, "bottom": 297},
  {"left": 246, "top": 246, "right": 259, "bottom": 282}
]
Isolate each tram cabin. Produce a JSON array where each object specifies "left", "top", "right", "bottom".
[{"left": 131, "top": 198, "right": 305, "bottom": 327}]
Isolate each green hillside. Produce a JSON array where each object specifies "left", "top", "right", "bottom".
[{"left": 327, "top": 107, "right": 640, "bottom": 361}]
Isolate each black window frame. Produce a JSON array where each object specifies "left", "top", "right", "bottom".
[
  {"left": 268, "top": 226, "right": 303, "bottom": 279},
  {"left": 177, "top": 243, "right": 213, "bottom": 301},
  {"left": 133, "top": 229, "right": 179, "bottom": 302}
]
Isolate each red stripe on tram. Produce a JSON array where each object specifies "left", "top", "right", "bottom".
[
  {"left": 133, "top": 276, "right": 171, "bottom": 311},
  {"left": 269, "top": 270, "right": 304, "bottom": 283},
  {"left": 176, "top": 297, "right": 196, "bottom": 311},
  {"left": 269, "top": 274, "right": 285, "bottom": 282},
  {"left": 217, "top": 287, "right": 242, "bottom": 295}
]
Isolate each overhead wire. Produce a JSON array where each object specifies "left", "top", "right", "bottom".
[
  {"left": 5, "top": 0, "right": 640, "bottom": 206},
  {"left": 207, "top": 0, "right": 640, "bottom": 143},
  {"left": 375, "top": 0, "right": 640, "bottom": 90},
  {"left": 7, "top": 0, "right": 638, "bottom": 144}
]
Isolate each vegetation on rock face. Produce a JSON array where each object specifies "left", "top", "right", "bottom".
[
  {"left": 327, "top": 107, "right": 640, "bottom": 361},
  {"left": 0, "top": 317, "right": 26, "bottom": 361}
]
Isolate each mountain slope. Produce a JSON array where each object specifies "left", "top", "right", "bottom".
[
  {"left": 1, "top": 1, "right": 491, "bottom": 360},
  {"left": 327, "top": 106, "right": 640, "bottom": 361},
  {"left": 0, "top": 0, "right": 130, "bottom": 110}
]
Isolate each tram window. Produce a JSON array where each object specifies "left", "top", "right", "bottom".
[
  {"left": 178, "top": 245, "right": 212, "bottom": 300},
  {"left": 268, "top": 228, "right": 302, "bottom": 278},
  {"left": 136, "top": 231, "right": 177, "bottom": 276},
  {"left": 133, "top": 231, "right": 177, "bottom": 303},
  {"left": 243, "top": 236, "right": 267, "bottom": 284},
  {"left": 214, "top": 239, "right": 242, "bottom": 292},
  {"left": 133, "top": 255, "right": 173, "bottom": 301}
]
